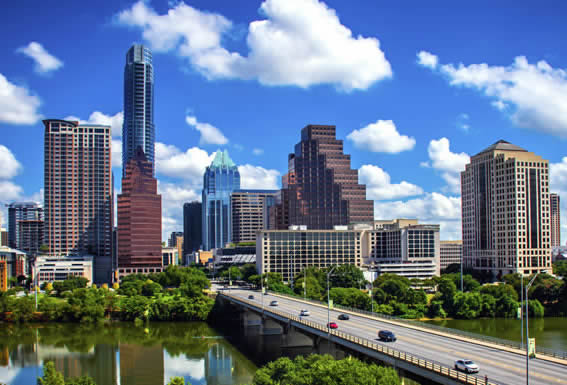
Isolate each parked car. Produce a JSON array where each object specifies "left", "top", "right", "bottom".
[
  {"left": 454, "top": 359, "right": 479, "bottom": 373},
  {"left": 300, "top": 309, "right": 310, "bottom": 316},
  {"left": 327, "top": 322, "right": 338, "bottom": 329},
  {"left": 248, "top": 295, "right": 255, "bottom": 300},
  {"left": 378, "top": 330, "right": 396, "bottom": 342},
  {"left": 338, "top": 314, "right": 350, "bottom": 320},
  {"left": 269, "top": 300, "right": 278, "bottom": 306}
]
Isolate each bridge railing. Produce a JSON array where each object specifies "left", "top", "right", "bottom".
[
  {"left": 264, "top": 290, "right": 567, "bottom": 360},
  {"left": 220, "top": 292, "right": 500, "bottom": 385}
]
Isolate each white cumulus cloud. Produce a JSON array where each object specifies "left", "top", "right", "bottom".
[
  {"left": 0, "top": 145, "right": 23, "bottom": 179},
  {"left": 238, "top": 165, "right": 280, "bottom": 190},
  {"left": 359, "top": 164, "right": 423, "bottom": 200},
  {"left": 422, "top": 138, "right": 469, "bottom": 193},
  {"left": 117, "top": 0, "right": 392, "bottom": 91},
  {"left": 347, "top": 120, "right": 415, "bottom": 153},
  {"left": 422, "top": 53, "right": 567, "bottom": 137},
  {"left": 374, "top": 192, "right": 462, "bottom": 240},
  {"left": 0, "top": 73, "right": 42, "bottom": 125},
  {"left": 64, "top": 111, "right": 123, "bottom": 137},
  {"left": 111, "top": 139, "right": 122, "bottom": 168},
  {"left": 156, "top": 143, "right": 214, "bottom": 183},
  {"left": 17, "top": 42, "right": 63, "bottom": 74},
  {"left": 186, "top": 115, "right": 228, "bottom": 145},
  {"left": 416, "top": 51, "right": 438, "bottom": 69}
]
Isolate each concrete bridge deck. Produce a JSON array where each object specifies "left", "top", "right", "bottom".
[{"left": 219, "top": 288, "right": 567, "bottom": 385}]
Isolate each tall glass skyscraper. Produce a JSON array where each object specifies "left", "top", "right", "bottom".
[
  {"left": 202, "top": 150, "right": 240, "bottom": 250},
  {"left": 122, "top": 44, "right": 155, "bottom": 175}
]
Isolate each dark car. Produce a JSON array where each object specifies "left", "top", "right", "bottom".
[
  {"left": 338, "top": 314, "right": 350, "bottom": 320},
  {"left": 269, "top": 300, "right": 278, "bottom": 306},
  {"left": 327, "top": 322, "right": 338, "bottom": 329},
  {"left": 378, "top": 330, "right": 396, "bottom": 342},
  {"left": 248, "top": 295, "right": 255, "bottom": 300}
]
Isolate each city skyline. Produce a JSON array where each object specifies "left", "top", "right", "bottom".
[{"left": 2, "top": 0, "right": 567, "bottom": 242}]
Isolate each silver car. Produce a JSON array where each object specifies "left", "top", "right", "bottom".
[
  {"left": 299, "top": 309, "right": 310, "bottom": 316},
  {"left": 454, "top": 359, "right": 479, "bottom": 373}
]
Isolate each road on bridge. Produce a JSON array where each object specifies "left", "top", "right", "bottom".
[{"left": 223, "top": 288, "right": 567, "bottom": 385}]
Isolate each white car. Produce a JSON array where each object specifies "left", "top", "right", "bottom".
[
  {"left": 454, "top": 359, "right": 479, "bottom": 373},
  {"left": 299, "top": 309, "right": 310, "bottom": 316}
]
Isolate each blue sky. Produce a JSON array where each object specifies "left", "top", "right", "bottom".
[{"left": 1, "top": 0, "right": 567, "bottom": 241}]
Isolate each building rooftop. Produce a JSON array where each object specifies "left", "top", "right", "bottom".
[
  {"left": 477, "top": 140, "right": 528, "bottom": 155},
  {"left": 210, "top": 150, "right": 236, "bottom": 169}
]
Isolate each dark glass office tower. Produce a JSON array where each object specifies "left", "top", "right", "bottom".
[
  {"left": 122, "top": 44, "right": 154, "bottom": 175},
  {"left": 202, "top": 151, "right": 240, "bottom": 250},
  {"left": 183, "top": 201, "right": 202, "bottom": 258},
  {"left": 272, "top": 124, "right": 373, "bottom": 229}
]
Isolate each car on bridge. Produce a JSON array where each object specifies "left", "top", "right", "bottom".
[
  {"left": 378, "top": 330, "right": 396, "bottom": 342},
  {"left": 248, "top": 295, "right": 254, "bottom": 300},
  {"left": 327, "top": 322, "right": 338, "bottom": 329},
  {"left": 338, "top": 314, "right": 349, "bottom": 320},
  {"left": 454, "top": 359, "right": 479, "bottom": 374},
  {"left": 300, "top": 309, "right": 310, "bottom": 316},
  {"left": 269, "top": 300, "right": 278, "bottom": 306}
]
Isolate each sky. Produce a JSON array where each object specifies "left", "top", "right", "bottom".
[{"left": 1, "top": 0, "right": 567, "bottom": 242}]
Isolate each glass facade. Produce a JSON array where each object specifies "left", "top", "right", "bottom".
[
  {"left": 202, "top": 150, "right": 240, "bottom": 250},
  {"left": 122, "top": 44, "right": 155, "bottom": 176}
]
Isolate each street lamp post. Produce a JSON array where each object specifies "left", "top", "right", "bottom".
[
  {"left": 327, "top": 265, "right": 337, "bottom": 350},
  {"left": 520, "top": 274, "right": 524, "bottom": 349},
  {"left": 525, "top": 270, "right": 546, "bottom": 385},
  {"left": 303, "top": 266, "right": 307, "bottom": 301}
]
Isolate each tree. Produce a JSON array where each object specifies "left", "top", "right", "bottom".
[
  {"left": 168, "top": 377, "right": 191, "bottom": 385},
  {"left": 38, "top": 361, "right": 65, "bottom": 385},
  {"left": 240, "top": 264, "right": 258, "bottom": 282},
  {"left": 253, "top": 354, "right": 400, "bottom": 385},
  {"left": 330, "top": 265, "right": 366, "bottom": 288},
  {"left": 39, "top": 244, "right": 50, "bottom": 254},
  {"left": 554, "top": 260, "right": 567, "bottom": 277}
]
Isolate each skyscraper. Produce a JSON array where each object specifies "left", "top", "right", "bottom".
[
  {"left": 122, "top": 44, "right": 155, "bottom": 175},
  {"left": 183, "top": 201, "right": 202, "bottom": 257},
  {"left": 231, "top": 190, "right": 277, "bottom": 243},
  {"left": 271, "top": 124, "right": 373, "bottom": 229},
  {"left": 117, "top": 148, "right": 162, "bottom": 277},
  {"left": 461, "top": 140, "right": 551, "bottom": 277},
  {"left": 202, "top": 150, "right": 240, "bottom": 250},
  {"left": 7, "top": 202, "right": 43, "bottom": 251},
  {"left": 550, "top": 193, "right": 561, "bottom": 247},
  {"left": 43, "top": 119, "right": 112, "bottom": 259}
]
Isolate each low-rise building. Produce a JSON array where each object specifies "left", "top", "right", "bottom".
[
  {"left": 0, "top": 246, "right": 27, "bottom": 281},
  {"left": 162, "top": 247, "right": 178, "bottom": 268},
  {"left": 257, "top": 219, "right": 441, "bottom": 282},
  {"left": 34, "top": 255, "right": 93, "bottom": 286},
  {"left": 440, "top": 240, "right": 462, "bottom": 270}
]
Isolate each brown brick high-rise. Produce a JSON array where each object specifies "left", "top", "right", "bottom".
[
  {"left": 117, "top": 148, "right": 162, "bottom": 277},
  {"left": 272, "top": 124, "right": 373, "bottom": 229},
  {"left": 43, "top": 120, "right": 112, "bottom": 258}
]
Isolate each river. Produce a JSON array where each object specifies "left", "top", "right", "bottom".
[
  {"left": 0, "top": 322, "right": 257, "bottom": 385},
  {"left": 423, "top": 317, "right": 567, "bottom": 352}
]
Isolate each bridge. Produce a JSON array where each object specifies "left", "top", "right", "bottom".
[{"left": 218, "top": 288, "right": 567, "bottom": 385}]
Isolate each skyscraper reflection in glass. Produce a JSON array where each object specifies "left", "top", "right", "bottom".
[{"left": 202, "top": 150, "right": 240, "bottom": 250}]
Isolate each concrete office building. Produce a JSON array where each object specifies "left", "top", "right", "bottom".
[
  {"left": 0, "top": 260, "right": 6, "bottom": 291},
  {"left": 440, "top": 240, "right": 462, "bottom": 270},
  {"left": 257, "top": 219, "right": 441, "bottom": 282},
  {"left": 43, "top": 120, "right": 112, "bottom": 261},
  {"left": 257, "top": 227, "right": 363, "bottom": 283},
  {"left": 34, "top": 255, "right": 93, "bottom": 286},
  {"left": 161, "top": 247, "right": 178, "bottom": 267},
  {"left": 461, "top": 140, "right": 551, "bottom": 277},
  {"left": 0, "top": 246, "right": 27, "bottom": 283},
  {"left": 117, "top": 148, "right": 162, "bottom": 277},
  {"left": 122, "top": 44, "right": 155, "bottom": 175},
  {"left": 202, "top": 150, "right": 240, "bottom": 250},
  {"left": 551, "top": 193, "right": 561, "bottom": 247},
  {"left": 231, "top": 190, "right": 277, "bottom": 244},
  {"left": 18, "top": 219, "right": 44, "bottom": 257},
  {"left": 168, "top": 232, "right": 183, "bottom": 248},
  {"left": 183, "top": 201, "right": 202, "bottom": 260},
  {"left": 0, "top": 228, "right": 7, "bottom": 247},
  {"left": 7, "top": 202, "right": 43, "bottom": 251},
  {"left": 270, "top": 125, "right": 373, "bottom": 230},
  {"left": 364, "top": 220, "right": 440, "bottom": 279}
]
